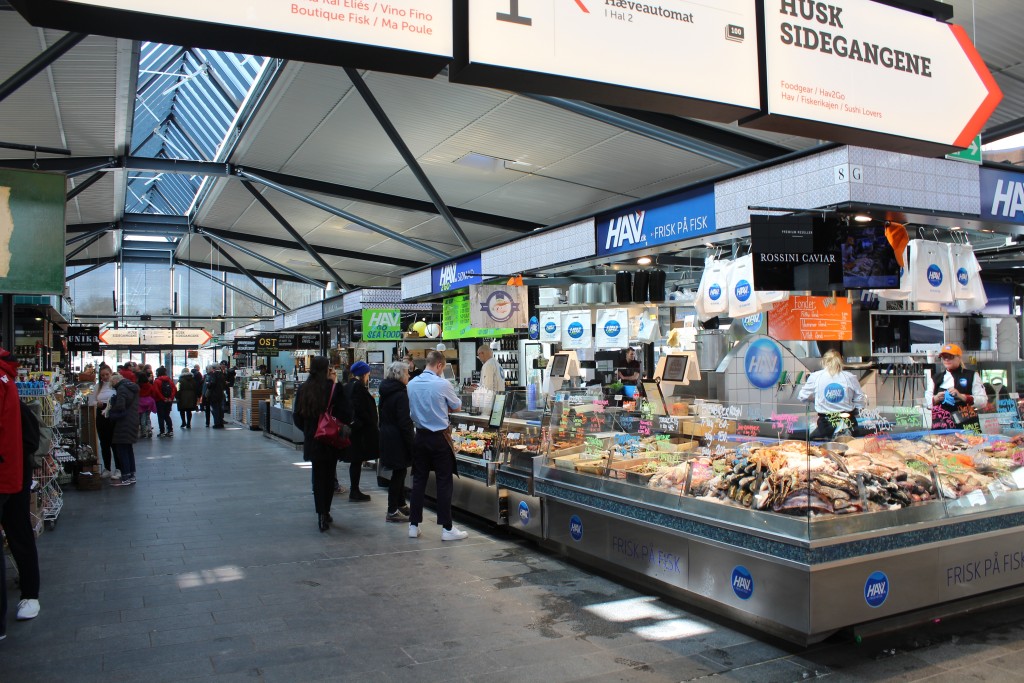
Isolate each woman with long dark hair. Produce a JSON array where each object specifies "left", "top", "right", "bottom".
[{"left": 292, "top": 356, "right": 352, "bottom": 532}]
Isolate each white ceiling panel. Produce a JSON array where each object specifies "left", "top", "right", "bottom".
[{"left": 460, "top": 173, "right": 617, "bottom": 225}]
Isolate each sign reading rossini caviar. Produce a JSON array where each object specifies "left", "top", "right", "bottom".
[{"left": 750, "top": 0, "right": 1001, "bottom": 152}]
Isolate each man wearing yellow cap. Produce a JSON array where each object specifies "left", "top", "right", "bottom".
[{"left": 926, "top": 343, "right": 986, "bottom": 431}]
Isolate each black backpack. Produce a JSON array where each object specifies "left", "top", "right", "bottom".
[{"left": 160, "top": 377, "right": 172, "bottom": 399}]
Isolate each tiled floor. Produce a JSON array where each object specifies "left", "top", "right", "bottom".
[{"left": 4, "top": 420, "right": 1024, "bottom": 682}]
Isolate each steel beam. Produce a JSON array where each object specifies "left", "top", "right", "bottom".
[
  {"left": 197, "top": 228, "right": 326, "bottom": 289},
  {"left": 0, "top": 141, "right": 71, "bottom": 156},
  {"left": 176, "top": 261, "right": 287, "bottom": 313},
  {"left": 124, "top": 156, "right": 230, "bottom": 176},
  {"left": 197, "top": 225, "right": 425, "bottom": 270},
  {"left": 345, "top": 67, "right": 472, "bottom": 251},
  {"left": 67, "top": 158, "right": 119, "bottom": 178},
  {"left": 237, "top": 168, "right": 449, "bottom": 260},
  {"left": 525, "top": 95, "right": 756, "bottom": 168},
  {"left": 240, "top": 180, "right": 351, "bottom": 292},
  {"left": 66, "top": 170, "right": 105, "bottom": 201},
  {"left": 66, "top": 258, "right": 115, "bottom": 282},
  {"left": 202, "top": 235, "right": 290, "bottom": 310},
  {"left": 65, "top": 233, "right": 106, "bottom": 260},
  {"left": 66, "top": 223, "right": 114, "bottom": 245},
  {"left": 0, "top": 31, "right": 87, "bottom": 104}
]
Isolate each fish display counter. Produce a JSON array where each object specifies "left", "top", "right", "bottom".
[{"left": 526, "top": 395, "right": 1024, "bottom": 644}]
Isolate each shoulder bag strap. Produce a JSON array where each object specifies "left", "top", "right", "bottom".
[{"left": 326, "top": 382, "right": 336, "bottom": 412}]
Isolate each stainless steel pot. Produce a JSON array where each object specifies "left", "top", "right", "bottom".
[
  {"left": 696, "top": 330, "right": 727, "bottom": 371},
  {"left": 568, "top": 283, "right": 585, "bottom": 305},
  {"left": 584, "top": 282, "right": 600, "bottom": 303},
  {"left": 599, "top": 282, "right": 616, "bottom": 303}
]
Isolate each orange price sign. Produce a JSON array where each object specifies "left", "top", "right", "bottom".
[{"left": 768, "top": 296, "right": 852, "bottom": 341}]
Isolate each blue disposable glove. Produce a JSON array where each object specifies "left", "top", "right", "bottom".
[{"left": 943, "top": 390, "right": 957, "bottom": 407}]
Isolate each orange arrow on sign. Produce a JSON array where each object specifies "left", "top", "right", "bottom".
[
  {"left": 198, "top": 329, "right": 212, "bottom": 344},
  {"left": 98, "top": 329, "right": 111, "bottom": 344},
  {"left": 949, "top": 24, "right": 1003, "bottom": 148}
]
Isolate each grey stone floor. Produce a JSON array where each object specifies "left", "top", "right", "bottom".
[{"left": 3, "top": 421, "right": 1024, "bottom": 682}]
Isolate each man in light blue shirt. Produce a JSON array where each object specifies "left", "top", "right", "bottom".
[{"left": 406, "top": 351, "right": 468, "bottom": 541}]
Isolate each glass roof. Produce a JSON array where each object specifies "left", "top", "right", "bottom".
[{"left": 126, "top": 43, "right": 269, "bottom": 216}]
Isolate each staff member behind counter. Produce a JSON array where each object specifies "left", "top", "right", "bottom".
[
  {"left": 926, "top": 343, "right": 986, "bottom": 431},
  {"left": 617, "top": 348, "right": 642, "bottom": 385},
  {"left": 798, "top": 349, "right": 865, "bottom": 440}
]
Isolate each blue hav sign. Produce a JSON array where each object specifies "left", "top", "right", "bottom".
[
  {"left": 745, "top": 338, "right": 782, "bottom": 390},
  {"left": 569, "top": 515, "right": 584, "bottom": 541},
  {"left": 431, "top": 253, "right": 482, "bottom": 294},
  {"left": 864, "top": 571, "right": 889, "bottom": 608},
  {"left": 518, "top": 501, "right": 531, "bottom": 526},
  {"left": 981, "top": 168, "right": 1024, "bottom": 225},
  {"left": 731, "top": 566, "right": 753, "bottom": 600},
  {"left": 595, "top": 185, "right": 716, "bottom": 257}
]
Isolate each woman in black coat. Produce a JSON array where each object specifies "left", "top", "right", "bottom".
[
  {"left": 378, "top": 362, "right": 414, "bottom": 522},
  {"left": 343, "top": 361, "right": 378, "bottom": 503},
  {"left": 293, "top": 356, "right": 352, "bottom": 532}
]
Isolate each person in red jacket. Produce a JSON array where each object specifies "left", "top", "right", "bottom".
[
  {"left": 0, "top": 347, "right": 25, "bottom": 641},
  {"left": 136, "top": 369, "right": 158, "bottom": 438},
  {"left": 152, "top": 366, "right": 177, "bottom": 438}
]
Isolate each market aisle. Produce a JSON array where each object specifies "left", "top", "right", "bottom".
[{"left": 5, "top": 424, "right": 1024, "bottom": 682}]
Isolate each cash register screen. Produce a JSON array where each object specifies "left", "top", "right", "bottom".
[
  {"left": 662, "top": 355, "right": 688, "bottom": 382},
  {"left": 549, "top": 353, "right": 569, "bottom": 378},
  {"left": 442, "top": 364, "right": 456, "bottom": 381}
]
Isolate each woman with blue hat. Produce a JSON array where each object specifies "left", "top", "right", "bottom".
[{"left": 344, "top": 360, "right": 379, "bottom": 502}]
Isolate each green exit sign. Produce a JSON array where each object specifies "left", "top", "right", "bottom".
[{"left": 946, "top": 135, "right": 982, "bottom": 165}]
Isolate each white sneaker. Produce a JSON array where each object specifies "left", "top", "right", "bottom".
[
  {"left": 441, "top": 526, "right": 468, "bottom": 542},
  {"left": 16, "top": 599, "right": 39, "bottom": 620},
  {"left": 100, "top": 470, "right": 111, "bottom": 479},
  {"left": 408, "top": 524, "right": 420, "bottom": 538}
]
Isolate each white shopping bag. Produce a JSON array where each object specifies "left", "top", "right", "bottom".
[
  {"left": 950, "top": 243, "right": 980, "bottom": 302},
  {"left": 756, "top": 289, "right": 788, "bottom": 312},
  {"left": 728, "top": 254, "right": 758, "bottom": 318},
  {"left": 909, "top": 239, "right": 954, "bottom": 304},
  {"left": 699, "top": 257, "right": 731, "bottom": 315}
]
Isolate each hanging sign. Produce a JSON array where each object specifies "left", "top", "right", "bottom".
[
  {"left": 596, "top": 185, "right": 715, "bottom": 257},
  {"left": 173, "top": 328, "right": 213, "bottom": 346},
  {"left": 768, "top": 296, "right": 852, "bottom": 341},
  {"left": 539, "top": 311, "right": 561, "bottom": 343},
  {"left": 562, "top": 310, "right": 592, "bottom": 350},
  {"left": 323, "top": 295, "right": 345, "bottom": 319},
  {"left": 745, "top": 0, "right": 1002, "bottom": 155},
  {"left": 750, "top": 214, "right": 843, "bottom": 291},
  {"left": 98, "top": 329, "right": 139, "bottom": 346},
  {"left": 431, "top": 253, "right": 482, "bottom": 294},
  {"left": 452, "top": 0, "right": 760, "bottom": 122},
  {"left": 139, "top": 328, "right": 173, "bottom": 346},
  {"left": 595, "top": 309, "right": 629, "bottom": 349},
  {"left": 980, "top": 168, "right": 1024, "bottom": 225},
  {"left": 233, "top": 338, "right": 257, "bottom": 355},
  {"left": 12, "top": 0, "right": 453, "bottom": 77},
  {"left": 442, "top": 294, "right": 513, "bottom": 340},
  {"left": 66, "top": 326, "right": 100, "bottom": 353},
  {"left": 470, "top": 284, "right": 528, "bottom": 329},
  {"left": 0, "top": 169, "right": 66, "bottom": 295},
  {"left": 362, "top": 309, "right": 402, "bottom": 341}
]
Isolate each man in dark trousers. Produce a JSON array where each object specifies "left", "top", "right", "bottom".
[
  {"left": 406, "top": 350, "right": 467, "bottom": 541},
  {"left": 0, "top": 347, "right": 26, "bottom": 639},
  {"left": 220, "top": 360, "right": 236, "bottom": 411},
  {"left": 208, "top": 364, "right": 227, "bottom": 429}
]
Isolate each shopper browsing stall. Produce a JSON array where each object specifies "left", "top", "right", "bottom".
[
  {"left": 90, "top": 365, "right": 117, "bottom": 477},
  {"left": 107, "top": 368, "right": 139, "bottom": 486},
  {"left": 0, "top": 347, "right": 25, "bottom": 640},
  {"left": 378, "top": 361, "right": 414, "bottom": 523},
  {"left": 798, "top": 350, "right": 866, "bottom": 440},
  {"left": 343, "top": 361, "right": 378, "bottom": 502},
  {"left": 927, "top": 343, "right": 986, "bottom": 431}
]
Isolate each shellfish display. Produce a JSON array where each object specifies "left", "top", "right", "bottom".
[{"left": 640, "top": 435, "right": 1024, "bottom": 518}]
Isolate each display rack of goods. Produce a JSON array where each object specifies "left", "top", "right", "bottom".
[
  {"left": 641, "top": 432, "right": 1024, "bottom": 519},
  {"left": 452, "top": 428, "right": 497, "bottom": 456}
]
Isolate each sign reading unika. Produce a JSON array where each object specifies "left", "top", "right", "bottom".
[
  {"left": 453, "top": 0, "right": 759, "bottom": 122},
  {"left": 66, "top": 326, "right": 100, "bottom": 353},
  {"left": 362, "top": 309, "right": 402, "bottom": 341},
  {"left": 746, "top": 0, "right": 1002, "bottom": 155}
]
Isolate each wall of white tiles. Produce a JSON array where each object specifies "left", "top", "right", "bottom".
[
  {"left": 481, "top": 218, "right": 595, "bottom": 275},
  {"left": 715, "top": 147, "right": 852, "bottom": 230},
  {"left": 848, "top": 147, "right": 980, "bottom": 215},
  {"left": 400, "top": 268, "right": 432, "bottom": 300}
]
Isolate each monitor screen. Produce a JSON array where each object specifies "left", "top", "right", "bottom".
[
  {"left": 442, "top": 363, "right": 456, "bottom": 381},
  {"left": 549, "top": 353, "right": 569, "bottom": 378},
  {"left": 622, "top": 384, "right": 639, "bottom": 398},
  {"left": 489, "top": 393, "right": 508, "bottom": 429},
  {"left": 662, "top": 355, "right": 688, "bottom": 382},
  {"left": 367, "top": 350, "right": 385, "bottom": 364},
  {"left": 641, "top": 380, "right": 668, "bottom": 416},
  {"left": 838, "top": 223, "right": 900, "bottom": 289}
]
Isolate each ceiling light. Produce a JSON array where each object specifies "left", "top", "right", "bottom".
[
  {"left": 637, "top": 256, "right": 652, "bottom": 266},
  {"left": 950, "top": 226, "right": 962, "bottom": 231},
  {"left": 854, "top": 214, "right": 872, "bottom": 223}
]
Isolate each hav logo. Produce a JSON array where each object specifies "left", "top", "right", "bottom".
[
  {"left": 518, "top": 501, "right": 531, "bottom": 526},
  {"left": 529, "top": 316, "right": 539, "bottom": 340},
  {"left": 731, "top": 566, "right": 753, "bottom": 600},
  {"left": 959, "top": 377, "right": 968, "bottom": 388},
  {"left": 926, "top": 264, "right": 943, "bottom": 287},
  {"left": 864, "top": 571, "right": 889, "bottom": 608},
  {"left": 438, "top": 263, "right": 459, "bottom": 291},
  {"left": 823, "top": 383, "right": 845, "bottom": 403},
  {"left": 734, "top": 279, "right": 752, "bottom": 302},
  {"left": 604, "top": 320, "right": 621, "bottom": 338},
  {"left": 708, "top": 283, "right": 722, "bottom": 301},
  {"left": 741, "top": 314, "right": 762, "bottom": 334},
  {"left": 569, "top": 515, "right": 584, "bottom": 542},
  {"left": 603, "top": 210, "right": 646, "bottom": 251},
  {"left": 544, "top": 320, "right": 557, "bottom": 334},
  {"left": 567, "top": 321, "right": 585, "bottom": 339},
  {"left": 745, "top": 339, "right": 782, "bottom": 390},
  {"left": 957, "top": 268, "right": 970, "bottom": 286},
  {"left": 368, "top": 311, "right": 399, "bottom": 330}
]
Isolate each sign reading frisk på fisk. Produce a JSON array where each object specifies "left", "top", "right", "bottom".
[
  {"left": 596, "top": 185, "right": 716, "bottom": 257},
  {"left": 362, "top": 309, "right": 402, "bottom": 341}
]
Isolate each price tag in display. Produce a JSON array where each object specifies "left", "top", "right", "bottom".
[
  {"left": 965, "top": 489, "right": 987, "bottom": 507},
  {"left": 658, "top": 416, "right": 679, "bottom": 432},
  {"left": 585, "top": 436, "right": 603, "bottom": 454},
  {"left": 458, "top": 423, "right": 468, "bottom": 431},
  {"left": 638, "top": 420, "right": 652, "bottom": 436},
  {"left": 770, "top": 413, "right": 799, "bottom": 434},
  {"left": 614, "top": 395, "right": 623, "bottom": 402},
  {"left": 1012, "top": 468, "right": 1024, "bottom": 489},
  {"left": 507, "top": 433, "right": 520, "bottom": 441},
  {"left": 895, "top": 407, "right": 920, "bottom": 427},
  {"left": 477, "top": 427, "right": 485, "bottom": 434}
]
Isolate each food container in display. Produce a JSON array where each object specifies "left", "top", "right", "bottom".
[
  {"left": 584, "top": 282, "right": 600, "bottom": 303},
  {"left": 568, "top": 283, "right": 585, "bottom": 305},
  {"left": 599, "top": 282, "right": 616, "bottom": 303}
]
